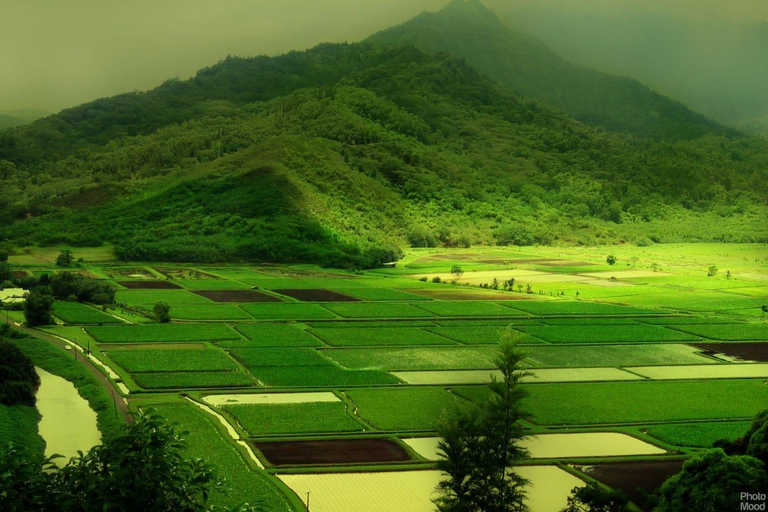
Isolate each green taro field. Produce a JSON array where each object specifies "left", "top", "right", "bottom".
[{"left": 14, "top": 244, "right": 768, "bottom": 511}]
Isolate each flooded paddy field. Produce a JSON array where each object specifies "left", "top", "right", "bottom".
[{"left": 14, "top": 245, "right": 768, "bottom": 511}]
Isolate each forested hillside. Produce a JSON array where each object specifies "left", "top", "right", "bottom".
[
  {"left": 0, "top": 22, "right": 766, "bottom": 266},
  {"left": 368, "top": 0, "right": 732, "bottom": 141}
]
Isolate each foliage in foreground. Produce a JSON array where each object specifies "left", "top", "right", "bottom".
[
  {"left": 434, "top": 334, "right": 531, "bottom": 512},
  {"left": 560, "top": 482, "right": 631, "bottom": 512},
  {"left": 0, "top": 412, "right": 263, "bottom": 512},
  {"left": 654, "top": 448, "right": 767, "bottom": 512},
  {"left": 0, "top": 340, "right": 39, "bottom": 406}
]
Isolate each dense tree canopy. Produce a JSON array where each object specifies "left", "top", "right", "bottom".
[{"left": 0, "top": 412, "right": 259, "bottom": 512}]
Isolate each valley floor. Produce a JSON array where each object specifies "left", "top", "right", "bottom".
[{"left": 6, "top": 243, "right": 768, "bottom": 511}]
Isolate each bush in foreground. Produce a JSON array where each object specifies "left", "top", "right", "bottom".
[{"left": 0, "top": 412, "right": 263, "bottom": 512}]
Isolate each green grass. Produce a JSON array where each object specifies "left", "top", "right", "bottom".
[
  {"left": 168, "top": 305, "right": 252, "bottom": 320},
  {"left": 52, "top": 301, "right": 124, "bottom": 324},
  {"left": 105, "top": 348, "right": 238, "bottom": 372},
  {"left": 115, "top": 289, "right": 213, "bottom": 307},
  {"left": 239, "top": 303, "right": 336, "bottom": 320},
  {"left": 246, "top": 278, "right": 367, "bottom": 290},
  {"left": 226, "top": 324, "right": 323, "bottom": 347},
  {"left": 39, "top": 326, "right": 99, "bottom": 350},
  {"left": 221, "top": 402, "right": 364, "bottom": 435},
  {"left": 500, "top": 301, "right": 654, "bottom": 316},
  {"left": 614, "top": 291, "right": 764, "bottom": 312},
  {"left": 246, "top": 365, "right": 399, "bottom": 387},
  {"left": 525, "top": 344, "right": 714, "bottom": 367},
  {"left": 452, "top": 379, "right": 768, "bottom": 425},
  {"left": 427, "top": 326, "right": 545, "bottom": 345},
  {"left": 637, "top": 317, "right": 735, "bottom": 325},
  {"left": 516, "top": 324, "right": 701, "bottom": 343},
  {"left": 645, "top": 421, "right": 752, "bottom": 448},
  {"left": 323, "top": 346, "right": 499, "bottom": 370},
  {"left": 538, "top": 318, "right": 641, "bottom": 325},
  {"left": 132, "top": 372, "right": 253, "bottom": 389},
  {"left": 330, "top": 287, "right": 429, "bottom": 300},
  {"left": 308, "top": 327, "right": 456, "bottom": 346},
  {"left": 148, "top": 403, "right": 293, "bottom": 510},
  {"left": 345, "top": 387, "right": 467, "bottom": 431},
  {"left": 415, "top": 301, "right": 526, "bottom": 317},
  {"left": 229, "top": 348, "right": 332, "bottom": 367},
  {"left": 86, "top": 324, "right": 241, "bottom": 343},
  {"left": 670, "top": 323, "right": 768, "bottom": 341},
  {"left": 321, "top": 303, "right": 436, "bottom": 319},
  {"left": 0, "top": 404, "right": 44, "bottom": 455},
  {"left": 176, "top": 279, "right": 252, "bottom": 290}
]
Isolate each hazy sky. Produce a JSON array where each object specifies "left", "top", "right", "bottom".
[
  {"left": 1, "top": 0, "right": 765, "bottom": 113},
  {"left": 0, "top": 0, "right": 446, "bottom": 113}
]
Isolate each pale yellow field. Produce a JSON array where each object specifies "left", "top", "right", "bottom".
[
  {"left": 404, "top": 432, "right": 665, "bottom": 461},
  {"left": 202, "top": 392, "right": 340, "bottom": 406},
  {"left": 578, "top": 270, "right": 672, "bottom": 279},
  {"left": 392, "top": 367, "right": 642, "bottom": 385},
  {"left": 280, "top": 466, "right": 584, "bottom": 512},
  {"left": 628, "top": 363, "right": 768, "bottom": 380}
]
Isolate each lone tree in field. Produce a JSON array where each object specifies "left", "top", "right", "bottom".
[
  {"left": 56, "top": 249, "right": 75, "bottom": 267},
  {"left": 154, "top": 301, "right": 171, "bottom": 323},
  {"left": 23, "top": 289, "right": 55, "bottom": 327},
  {"left": 450, "top": 265, "right": 464, "bottom": 282},
  {"left": 606, "top": 255, "right": 617, "bottom": 265},
  {"left": 434, "top": 333, "right": 531, "bottom": 512},
  {"left": 561, "top": 482, "right": 631, "bottom": 512}
]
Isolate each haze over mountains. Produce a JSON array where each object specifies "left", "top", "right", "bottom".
[
  {"left": 486, "top": 0, "right": 768, "bottom": 133},
  {"left": 0, "top": 0, "right": 765, "bottom": 267}
]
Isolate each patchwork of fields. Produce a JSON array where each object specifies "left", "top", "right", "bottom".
[{"left": 16, "top": 244, "right": 768, "bottom": 512}]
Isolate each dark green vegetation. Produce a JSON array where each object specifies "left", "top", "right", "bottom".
[
  {"left": 0, "top": 4, "right": 766, "bottom": 267},
  {"left": 0, "top": 412, "right": 261, "bottom": 512},
  {"left": 52, "top": 301, "right": 122, "bottom": 324},
  {"left": 0, "top": 340, "right": 40, "bottom": 406},
  {"left": 222, "top": 402, "right": 364, "bottom": 435},
  {"left": 370, "top": 0, "right": 729, "bottom": 141},
  {"left": 434, "top": 337, "right": 531, "bottom": 512},
  {"left": 147, "top": 402, "right": 292, "bottom": 510},
  {"left": 656, "top": 448, "right": 767, "bottom": 512}
]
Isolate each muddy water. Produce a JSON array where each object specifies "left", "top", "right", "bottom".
[{"left": 36, "top": 368, "right": 101, "bottom": 465}]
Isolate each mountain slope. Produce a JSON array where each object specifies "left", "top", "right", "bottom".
[
  {"left": 367, "top": 0, "right": 733, "bottom": 141},
  {"left": 1, "top": 43, "right": 766, "bottom": 266},
  {"left": 0, "top": 114, "right": 26, "bottom": 130}
]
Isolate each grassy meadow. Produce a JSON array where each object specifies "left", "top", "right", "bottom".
[{"left": 7, "top": 244, "right": 768, "bottom": 511}]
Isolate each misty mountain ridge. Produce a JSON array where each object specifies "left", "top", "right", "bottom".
[
  {"left": 0, "top": 3, "right": 766, "bottom": 266},
  {"left": 487, "top": 0, "right": 768, "bottom": 128},
  {"left": 368, "top": 0, "right": 732, "bottom": 141}
]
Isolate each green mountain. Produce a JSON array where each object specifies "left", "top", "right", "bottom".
[
  {"left": 0, "top": 114, "right": 26, "bottom": 131},
  {"left": 486, "top": 0, "right": 768, "bottom": 127},
  {"left": 368, "top": 0, "right": 732, "bottom": 141},
  {"left": 0, "top": 109, "right": 51, "bottom": 130},
  {"left": 0, "top": 36, "right": 765, "bottom": 266}
]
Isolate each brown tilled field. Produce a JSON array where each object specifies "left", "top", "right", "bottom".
[
  {"left": 693, "top": 342, "right": 768, "bottom": 362},
  {"left": 254, "top": 439, "right": 411, "bottom": 466},
  {"left": 272, "top": 289, "right": 360, "bottom": 302},
  {"left": 192, "top": 290, "right": 282, "bottom": 302},
  {"left": 584, "top": 460, "right": 684, "bottom": 511}
]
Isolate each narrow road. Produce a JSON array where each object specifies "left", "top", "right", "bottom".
[{"left": 10, "top": 321, "right": 132, "bottom": 423}]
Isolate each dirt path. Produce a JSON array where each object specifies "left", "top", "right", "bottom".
[{"left": 11, "top": 322, "right": 132, "bottom": 423}]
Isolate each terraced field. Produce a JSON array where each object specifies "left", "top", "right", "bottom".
[{"left": 16, "top": 245, "right": 768, "bottom": 512}]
